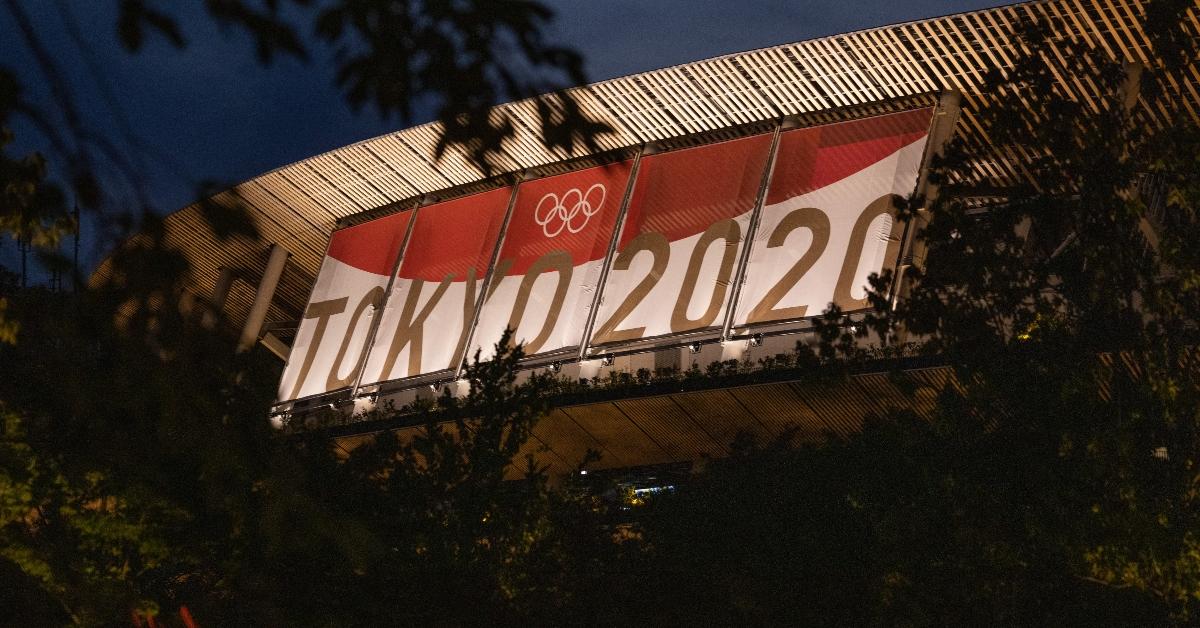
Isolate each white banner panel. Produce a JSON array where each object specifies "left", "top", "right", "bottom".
[
  {"left": 472, "top": 161, "right": 634, "bottom": 360},
  {"left": 360, "top": 188, "right": 510, "bottom": 385},
  {"left": 733, "top": 108, "right": 935, "bottom": 329},
  {"left": 589, "top": 134, "right": 774, "bottom": 346},
  {"left": 277, "top": 210, "right": 412, "bottom": 402}
]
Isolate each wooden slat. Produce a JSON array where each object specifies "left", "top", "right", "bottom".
[{"left": 89, "top": 0, "right": 1199, "bottom": 346}]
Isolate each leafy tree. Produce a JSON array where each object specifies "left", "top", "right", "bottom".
[
  {"left": 864, "top": 0, "right": 1200, "bottom": 619},
  {"left": 0, "top": 285, "right": 280, "bottom": 623},
  {"left": 215, "top": 338, "right": 623, "bottom": 625},
  {"left": 5, "top": 0, "right": 1200, "bottom": 625},
  {"left": 0, "top": 290, "right": 621, "bottom": 624},
  {"left": 0, "top": 0, "right": 611, "bottom": 341},
  {"left": 0, "top": 1, "right": 614, "bottom": 624},
  {"left": 618, "top": 0, "right": 1200, "bottom": 624}
]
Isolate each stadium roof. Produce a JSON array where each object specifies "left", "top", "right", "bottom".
[{"left": 95, "top": 0, "right": 1200, "bottom": 341}]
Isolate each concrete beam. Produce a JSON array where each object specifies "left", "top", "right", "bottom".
[{"left": 260, "top": 332, "right": 291, "bottom": 362}]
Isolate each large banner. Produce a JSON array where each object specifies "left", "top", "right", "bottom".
[
  {"left": 276, "top": 108, "right": 939, "bottom": 405},
  {"left": 589, "top": 134, "right": 773, "bottom": 346},
  {"left": 360, "top": 188, "right": 511, "bottom": 386},
  {"left": 277, "top": 210, "right": 412, "bottom": 401},
  {"left": 732, "top": 108, "right": 934, "bottom": 329},
  {"left": 471, "top": 162, "right": 633, "bottom": 360}
]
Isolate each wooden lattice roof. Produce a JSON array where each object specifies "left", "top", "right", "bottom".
[{"left": 94, "top": 0, "right": 1200, "bottom": 332}]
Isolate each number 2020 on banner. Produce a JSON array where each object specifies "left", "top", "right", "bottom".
[{"left": 590, "top": 193, "right": 902, "bottom": 346}]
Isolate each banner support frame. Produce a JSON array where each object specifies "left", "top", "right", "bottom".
[
  {"left": 454, "top": 175, "right": 526, "bottom": 379},
  {"left": 889, "top": 91, "right": 962, "bottom": 313},
  {"left": 577, "top": 146, "right": 647, "bottom": 361},
  {"left": 349, "top": 202, "right": 421, "bottom": 399},
  {"left": 720, "top": 120, "right": 784, "bottom": 342}
]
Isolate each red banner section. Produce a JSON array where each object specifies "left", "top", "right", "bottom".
[
  {"left": 590, "top": 134, "right": 773, "bottom": 345},
  {"left": 277, "top": 209, "right": 412, "bottom": 401},
  {"left": 393, "top": 188, "right": 512, "bottom": 282},
  {"left": 471, "top": 161, "right": 634, "bottom": 359},
  {"left": 361, "top": 188, "right": 511, "bottom": 385},
  {"left": 733, "top": 108, "right": 935, "bottom": 328}
]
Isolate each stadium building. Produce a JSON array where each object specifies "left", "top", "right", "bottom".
[{"left": 97, "top": 0, "right": 1200, "bottom": 477}]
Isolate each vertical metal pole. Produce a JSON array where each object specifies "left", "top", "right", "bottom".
[
  {"left": 238, "top": 244, "right": 289, "bottom": 352},
  {"left": 350, "top": 203, "right": 420, "bottom": 398},
  {"left": 721, "top": 122, "right": 783, "bottom": 341},
  {"left": 577, "top": 147, "right": 646, "bottom": 361},
  {"left": 454, "top": 178, "right": 524, "bottom": 379}
]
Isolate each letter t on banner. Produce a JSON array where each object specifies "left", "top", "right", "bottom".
[
  {"left": 359, "top": 188, "right": 512, "bottom": 388},
  {"left": 276, "top": 210, "right": 412, "bottom": 403}
]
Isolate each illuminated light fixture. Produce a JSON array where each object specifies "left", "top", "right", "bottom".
[
  {"left": 601, "top": 354, "right": 614, "bottom": 367},
  {"left": 688, "top": 342, "right": 702, "bottom": 354},
  {"left": 550, "top": 362, "right": 562, "bottom": 373},
  {"left": 579, "top": 469, "right": 588, "bottom": 475},
  {"left": 750, "top": 334, "right": 763, "bottom": 347}
]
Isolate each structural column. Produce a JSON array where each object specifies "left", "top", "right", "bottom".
[
  {"left": 238, "top": 244, "right": 289, "bottom": 353},
  {"left": 201, "top": 266, "right": 234, "bottom": 330}
]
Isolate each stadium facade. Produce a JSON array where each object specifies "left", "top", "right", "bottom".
[{"left": 96, "top": 0, "right": 1200, "bottom": 475}]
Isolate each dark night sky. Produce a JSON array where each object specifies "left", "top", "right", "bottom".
[{"left": 0, "top": 1, "right": 1003, "bottom": 276}]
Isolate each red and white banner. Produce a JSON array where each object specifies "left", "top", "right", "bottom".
[
  {"left": 277, "top": 210, "right": 412, "bottom": 401},
  {"left": 732, "top": 108, "right": 934, "bottom": 329},
  {"left": 589, "top": 134, "right": 773, "bottom": 345},
  {"left": 360, "top": 188, "right": 510, "bottom": 385},
  {"left": 277, "top": 109, "right": 937, "bottom": 404},
  {"left": 471, "top": 162, "right": 633, "bottom": 360}
]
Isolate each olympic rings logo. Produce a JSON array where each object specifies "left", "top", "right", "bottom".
[{"left": 533, "top": 184, "right": 606, "bottom": 238}]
